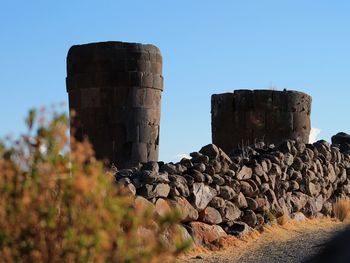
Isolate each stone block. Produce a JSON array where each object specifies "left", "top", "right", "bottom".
[
  {"left": 126, "top": 122, "right": 139, "bottom": 142},
  {"left": 234, "top": 90, "right": 254, "bottom": 111},
  {"left": 272, "top": 90, "right": 288, "bottom": 112},
  {"left": 131, "top": 142, "right": 148, "bottom": 163},
  {"left": 130, "top": 108, "right": 160, "bottom": 125},
  {"left": 253, "top": 89, "right": 273, "bottom": 111},
  {"left": 137, "top": 60, "right": 152, "bottom": 72},
  {"left": 145, "top": 88, "right": 162, "bottom": 109},
  {"left": 138, "top": 124, "right": 151, "bottom": 143},
  {"left": 147, "top": 145, "right": 159, "bottom": 161},
  {"left": 141, "top": 72, "right": 153, "bottom": 87},
  {"left": 153, "top": 74, "right": 164, "bottom": 90},
  {"left": 151, "top": 62, "right": 162, "bottom": 74},
  {"left": 129, "top": 87, "right": 146, "bottom": 107}
]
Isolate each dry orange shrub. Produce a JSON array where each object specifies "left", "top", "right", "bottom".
[
  {"left": 334, "top": 197, "right": 350, "bottom": 222},
  {"left": 0, "top": 108, "right": 190, "bottom": 263}
]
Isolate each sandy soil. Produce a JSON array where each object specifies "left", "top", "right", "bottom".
[{"left": 179, "top": 218, "right": 347, "bottom": 263}]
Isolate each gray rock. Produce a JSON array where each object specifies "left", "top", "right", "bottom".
[
  {"left": 325, "top": 163, "right": 337, "bottom": 183},
  {"left": 252, "top": 174, "right": 262, "bottom": 186},
  {"left": 205, "top": 165, "right": 216, "bottom": 176},
  {"left": 223, "top": 221, "right": 251, "bottom": 237},
  {"left": 315, "top": 195, "right": 324, "bottom": 212},
  {"left": 139, "top": 170, "right": 169, "bottom": 184},
  {"left": 261, "top": 183, "right": 270, "bottom": 193},
  {"left": 246, "top": 197, "right": 259, "bottom": 211},
  {"left": 268, "top": 174, "right": 276, "bottom": 190},
  {"left": 205, "top": 174, "right": 213, "bottom": 184},
  {"left": 169, "top": 175, "right": 190, "bottom": 197},
  {"left": 209, "top": 196, "right": 226, "bottom": 209},
  {"left": 180, "top": 158, "right": 193, "bottom": 168},
  {"left": 188, "top": 222, "right": 227, "bottom": 246},
  {"left": 194, "top": 163, "right": 206, "bottom": 173},
  {"left": 199, "top": 207, "right": 223, "bottom": 225},
  {"left": 142, "top": 161, "right": 159, "bottom": 173},
  {"left": 289, "top": 180, "right": 300, "bottom": 191},
  {"left": 255, "top": 197, "right": 270, "bottom": 212},
  {"left": 211, "top": 159, "right": 222, "bottom": 173},
  {"left": 225, "top": 169, "right": 236, "bottom": 177},
  {"left": 117, "top": 177, "right": 131, "bottom": 185},
  {"left": 139, "top": 183, "right": 170, "bottom": 199},
  {"left": 175, "top": 163, "right": 187, "bottom": 174},
  {"left": 242, "top": 210, "right": 257, "bottom": 227},
  {"left": 237, "top": 165, "right": 253, "bottom": 180},
  {"left": 278, "top": 140, "right": 293, "bottom": 153},
  {"left": 233, "top": 192, "right": 248, "bottom": 209},
  {"left": 219, "top": 186, "right": 236, "bottom": 200},
  {"left": 283, "top": 153, "right": 294, "bottom": 166},
  {"left": 306, "top": 170, "right": 317, "bottom": 182},
  {"left": 302, "top": 197, "right": 318, "bottom": 217},
  {"left": 190, "top": 151, "right": 202, "bottom": 158},
  {"left": 259, "top": 161, "right": 268, "bottom": 174},
  {"left": 253, "top": 163, "right": 265, "bottom": 176},
  {"left": 192, "top": 155, "right": 210, "bottom": 164},
  {"left": 169, "top": 196, "right": 199, "bottom": 222},
  {"left": 290, "top": 170, "right": 303, "bottom": 182},
  {"left": 332, "top": 132, "right": 350, "bottom": 145},
  {"left": 219, "top": 201, "right": 242, "bottom": 222},
  {"left": 292, "top": 212, "right": 307, "bottom": 222},
  {"left": 160, "top": 163, "right": 177, "bottom": 175},
  {"left": 117, "top": 168, "right": 134, "bottom": 177},
  {"left": 126, "top": 183, "right": 136, "bottom": 195},
  {"left": 228, "top": 179, "right": 241, "bottom": 193},
  {"left": 191, "top": 170, "right": 206, "bottom": 182},
  {"left": 183, "top": 174, "right": 194, "bottom": 185},
  {"left": 213, "top": 174, "right": 225, "bottom": 185},
  {"left": 240, "top": 181, "right": 254, "bottom": 197},
  {"left": 241, "top": 180, "right": 258, "bottom": 197},
  {"left": 133, "top": 196, "right": 156, "bottom": 213},
  {"left": 292, "top": 157, "right": 304, "bottom": 171},
  {"left": 260, "top": 173, "right": 270, "bottom": 183},
  {"left": 223, "top": 175, "right": 233, "bottom": 185},
  {"left": 199, "top": 144, "right": 220, "bottom": 159},
  {"left": 265, "top": 188, "right": 278, "bottom": 204},
  {"left": 155, "top": 198, "right": 171, "bottom": 217},
  {"left": 322, "top": 201, "right": 333, "bottom": 216},
  {"left": 307, "top": 182, "right": 321, "bottom": 197},
  {"left": 160, "top": 224, "right": 193, "bottom": 249},
  {"left": 192, "top": 183, "right": 217, "bottom": 211},
  {"left": 270, "top": 163, "right": 282, "bottom": 176}
]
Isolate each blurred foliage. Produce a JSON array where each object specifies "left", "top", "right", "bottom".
[{"left": 0, "top": 107, "right": 190, "bottom": 263}]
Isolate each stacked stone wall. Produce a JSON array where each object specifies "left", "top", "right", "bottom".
[
  {"left": 115, "top": 134, "right": 350, "bottom": 246},
  {"left": 66, "top": 41, "right": 163, "bottom": 168},
  {"left": 211, "top": 90, "right": 312, "bottom": 154}
]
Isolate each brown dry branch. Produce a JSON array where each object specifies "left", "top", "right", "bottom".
[
  {"left": 334, "top": 197, "right": 350, "bottom": 222},
  {"left": 0, "top": 107, "right": 190, "bottom": 263}
]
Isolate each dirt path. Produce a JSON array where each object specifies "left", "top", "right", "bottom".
[{"left": 180, "top": 219, "right": 347, "bottom": 263}]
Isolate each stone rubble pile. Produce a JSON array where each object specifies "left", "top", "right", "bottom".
[{"left": 115, "top": 132, "right": 350, "bottom": 246}]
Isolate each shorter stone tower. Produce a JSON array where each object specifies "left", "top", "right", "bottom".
[
  {"left": 66, "top": 41, "right": 163, "bottom": 168},
  {"left": 211, "top": 89, "right": 312, "bottom": 154}
]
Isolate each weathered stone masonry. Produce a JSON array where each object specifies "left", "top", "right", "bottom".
[
  {"left": 211, "top": 90, "right": 312, "bottom": 154},
  {"left": 66, "top": 41, "right": 163, "bottom": 168}
]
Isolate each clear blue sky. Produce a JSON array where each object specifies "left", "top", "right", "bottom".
[{"left": 1, "top": 1, "right": 349, "bottom": 162}]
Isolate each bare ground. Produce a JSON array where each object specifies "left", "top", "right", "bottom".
[{"left": 179, "top": 218, "right": 347, "bottom": 263}]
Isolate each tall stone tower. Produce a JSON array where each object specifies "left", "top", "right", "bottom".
[
  {"left": 66, "top": 41, "right": 163, "bottom": 168},
  {"left": 211, "top": 89, "right": 312, "bottom": 154}
]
